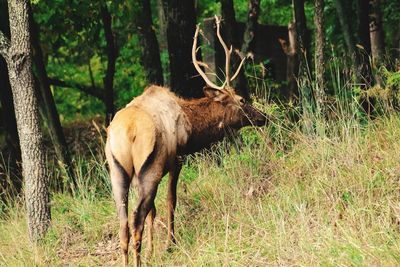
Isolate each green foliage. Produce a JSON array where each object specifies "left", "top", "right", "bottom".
[
  {"left": 32, "top": 0, "right": 147, "bottom": 122},
  {"left": 259, "top": 0, "right": 295, "bottom": 25},
  {"left": 26, "top": 0, "right": 400, "bottom": 123},
  {"left": 197, "top": 0, "right": 220, "bottom": 19},
  {"left": 382, "top": 0, "right": 400, "bottom": 49}
]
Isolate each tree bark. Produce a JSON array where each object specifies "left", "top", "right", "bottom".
[
  {"left": 279, "top": 22, "right": 299, "bottom": 100},
  {"left": 162, "top": 0, "right": 204, "bottom": 98},
  {"left": 334, "top": 0, "right": 357, "bottom": 56},
  {"left": 29, "top": 9, "right": 77, "bottom": 191},
  {"left": 241, "top": 0, "right": 260, "bottom": 55},
  {"left": 314, "top": 0, "right": 326, "bottom": 114},
  {"left": 0, "top": 0, "right": 51, "bottom": 240},
  {"left": 293, "top": 0, "right": 311, "bottom": 66},
  {"left": 220, "top": 0, "right": 249, "bottom": 99},
  {"left": 134, "top": 0, "right": 164, "bottom": 85},
  {"left": 356, "top": 0, "right": 373, "bottom": 87},
  {"left": 156, "top": 0, "right": 168, "bottom": 51},
  {"left": 220, "top": 0, "right": 239, "bottom": 49},
  {"left": 0, "top": 0, "right": 21, "bottom": 194},
  {"left": 101, "top": 4, "right": 116, "bottom": 126},
  {"left": 369, "top": 0, "right": 385, "bottom": 68}
]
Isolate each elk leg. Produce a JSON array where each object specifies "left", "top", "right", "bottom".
[
  {"left": 167, "top": 159, "right": 182, "bottom": 248},
  {"left": 145, "top": 204, "right": 156, "bottom": 258},
  {"left": 132, "top": 178, "right": 160, "bottom": 267},
  {"left": 110, "top": 170, "right": 131, "bottom": 267}
]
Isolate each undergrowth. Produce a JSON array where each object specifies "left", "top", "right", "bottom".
[
  {"left": 1, "top": 63, "right": 400, "bottom": 266},
  {"left": 1, "top": 110, "right": 400, "bottom": 266}
]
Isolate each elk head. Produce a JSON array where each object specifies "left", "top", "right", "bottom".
[{"left": 192, "top": 16, "right": 266, "bottom": 130}]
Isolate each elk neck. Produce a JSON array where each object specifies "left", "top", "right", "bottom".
[{"left": 178, "top": 97, "right": 227, "bottom": 154}]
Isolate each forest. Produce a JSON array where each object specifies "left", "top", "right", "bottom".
[{"left": 1, "top": 0, "right": 400, "bottom": 265}]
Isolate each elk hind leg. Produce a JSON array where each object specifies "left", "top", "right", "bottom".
[
  {"left": 167, "top": 159, "right": 182, "bottom": 249},
  {"left": 109, "top": 159, "right": 132, "bottom": 267},
  {"left": 132, "top": 171, "right": 161, "bottom": 267},
  {"left": 145, "top": 204, "right": 156, "bottom": 258}
]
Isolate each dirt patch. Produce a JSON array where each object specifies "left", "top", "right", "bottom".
[{"left": 56, "top": 225, "right": 120, "bottom": 266}]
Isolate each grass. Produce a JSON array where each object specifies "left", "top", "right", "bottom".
[
  {"left": 1, "top": 109, "right": 400, "bottom": 266},
  {"left": 2, "top": 57, "right": 400, "bottom": 265}
]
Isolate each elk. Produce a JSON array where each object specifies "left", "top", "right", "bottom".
[{"left": 105, "top": 16, "right": 266, "bottom": 267}]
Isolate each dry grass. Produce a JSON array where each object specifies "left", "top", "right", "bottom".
[{"left": 1, "top": 112, "right": 400, "bottom": 266}]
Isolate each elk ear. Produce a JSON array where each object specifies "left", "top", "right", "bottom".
[{"left": 203, "top": 86, "right": 223, "bottom": 99}]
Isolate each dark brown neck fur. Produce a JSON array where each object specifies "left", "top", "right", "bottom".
[{"left": 178, "top": 97, "right": 226, "bottom": 154}]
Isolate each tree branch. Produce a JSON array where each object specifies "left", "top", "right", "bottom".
[
  {"left": 0, "top": 30, "right": 10, "bottom": 58},
  {"left": 101, "top": 4, "right": 116, "bottom": 124},
  {"left": 88, "top": 60, "right": 96, "bottom": 90},
  {"left": 48, "top": 77, "right": 105, "bottom": 101}
]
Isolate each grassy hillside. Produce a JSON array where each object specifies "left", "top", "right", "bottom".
[{"left": 1, "top": 111, "right": 400, "bottom": 266}]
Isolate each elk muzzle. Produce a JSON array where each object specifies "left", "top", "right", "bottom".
[{"left": 242, "top": 104, "right": 267, "bottom": 127}]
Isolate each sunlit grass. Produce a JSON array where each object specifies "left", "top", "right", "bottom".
[{"left": 1, "top": 110, "right": 400, "bottom": 266}]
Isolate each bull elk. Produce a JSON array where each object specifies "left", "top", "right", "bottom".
[{"left": 105, "top": 16, "right": 266, "bottom": 266}]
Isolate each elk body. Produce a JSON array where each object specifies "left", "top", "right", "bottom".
[{"left": 105, "top": 17, "right": 266, "bottom": 267}]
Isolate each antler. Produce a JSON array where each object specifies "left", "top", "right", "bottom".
[
  {"left": 231, "top": 50, "right": 249, "bottom": 81},
  {"left": 215, "top": 16, "right": 248, "bottom": 86},
  {"left": 215, "top": 15, "right": 232, "bottom": 87},
  {"left": 192, "top": 16, "right": 247, "bottom": 90},
  {"left": 192, "top": 25, "right": 224, "bottom": 90}
]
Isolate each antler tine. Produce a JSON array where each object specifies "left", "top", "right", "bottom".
[
  {"left": 214, "top": 15, "right": 232, "bottom": 88},
  {"left": 230, "top": 51, "right": 249, "bottom": 81},
  {"left": 192, "top": 25, "right": 224, "bottom": 90}
]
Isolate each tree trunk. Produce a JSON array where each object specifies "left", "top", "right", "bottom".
[
  {"left": 134, "top": 0, "right": 164, "bottom": 85},
  {"left": 393, "top": 24, "right": 400, "bottom": 66},
  {"left": 369, "top": 0, "right": 385, "bottom": 68},
  {"left": 314, "top": 0, "right": 326, "bottom": 114},
  {"left": 220, "top": 0, "right": 249, "bottom": 99},
  {"left": 335, "top": 0, "right": 372, "bottom": 87},
  {"left": 293, "top": 0, "right": 311, "bottom": 66},
  {"left": 29, "top": 9, "right": 77, "bottom": 191},
  {"left": 0, "top": 0, "right": 21, "bottom": 195},
  {"left": 279, "top": 22, "right": 299, "bottom": 100},
  {"left": 220, "top": 0, "right": 239, "bottom": 49},
  {"left": 156, "top": 0, "right": 168, "bottom": 51},
  {"left": 101, "top": 4, "right": 116, "bottom": 126},
  {"left": 162, "top": 0, "right": 204, "bottom": 98},
  {"left": 335, "top": 0, "right": 357, "bottom": 56},
  {"left": 356, "top": 0, "right": 373, "bottom": 87},
  {"left": 0, "top": 0, "right": 51, "bottom": 240},
  {"left": 241, "top": 0, "right": 260, "bottom": 55}
]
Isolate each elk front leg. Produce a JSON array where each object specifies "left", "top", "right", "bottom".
[{"left": 167, "top": 159, "right": 182, "bottom": 248}]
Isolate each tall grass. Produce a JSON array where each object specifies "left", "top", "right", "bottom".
[{"left": 1, "top": 63, "right": 400, "bottom": 266}]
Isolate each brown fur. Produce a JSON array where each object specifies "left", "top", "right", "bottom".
[
  {"left": 178, "top": 97, "right": 226, "bottom": 153},
  {"left": 105, "top": 85, "right": 265, "bottom": 267}
]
